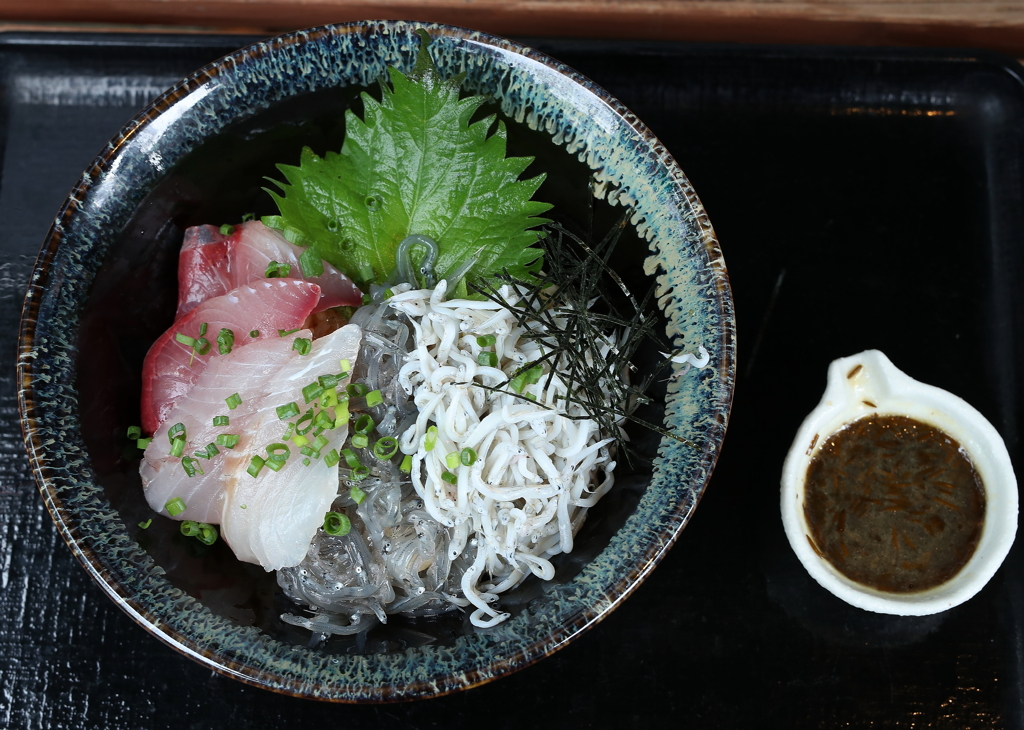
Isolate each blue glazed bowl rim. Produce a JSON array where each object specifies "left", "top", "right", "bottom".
[{"left": 18, "top": 20, "right": 735, "bottom": 701}]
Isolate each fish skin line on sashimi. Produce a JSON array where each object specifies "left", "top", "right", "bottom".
[
  {"left": 140, "top": 278, "right": 322, "bottom": 434},
  {"left": 140, "top": 333, "right": 305, "bottom": 524},
  {"left": 176, "top": 221, "right": 362, "bottom": 319},
  {"left": 220, "top": 324, "right": 363, "bottom": 571}
]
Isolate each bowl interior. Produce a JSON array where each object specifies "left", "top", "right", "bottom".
[
  {"left": 77, "top": 81, "right": 667, "bottom": 651},
  {"left": 21, "top": 22, "right": 733, "bottom": 699}
]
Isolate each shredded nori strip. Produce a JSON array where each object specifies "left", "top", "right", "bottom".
[{"left": 467, "top": 212, "right": 698, "bottom": 462}]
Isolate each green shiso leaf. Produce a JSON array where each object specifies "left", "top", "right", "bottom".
[{"left": 262, "top": 32, "right": 552, "bottom": 288}]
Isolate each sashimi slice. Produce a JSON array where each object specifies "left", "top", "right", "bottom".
[
  {"left": 221, "top": 324, "right": 363, "bottom": 571},
  {"left": 177, "top": 221, "right": 362, "bottom": 319},
  {"left": 141, "top": 278, "right": 321, "bottom": 434},
  {"left": 140, "top": 333, "right": 304, "bottom": 523}
]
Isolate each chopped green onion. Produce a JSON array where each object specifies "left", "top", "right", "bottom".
[
  {"left": 351, "top": 433, "right": 369, "bottom": 449},
  {"left": 299, "top": 445, "right": 320, "bottom": 459},
  {"left": 266, "top": 443, "right": 290, "bottom": 463},
  {"left": 249, "top": 329, "right": 260, "bottom": 338},
  {"left": 424, "top": 425, "right": 438, "bottom": 452},
  {"left": 292, "top": 434, "right": 310, "bottom": 448},
  {"left": 226, "top": 393, "right": 242, "bottom": 410},
  {"left": 373, "top": 437, "right": 399, "bottom": 460},
  {"left": 523, "top": 392, "right": 537, "bottom": 401},
  {"left": 138, "top": 519, "right": 152, "bottom": 529},
  {"left": 198, "top": 322, "right": 208, "bottom": 337},
  {"left": 365, "top": 389, "right": 383, "bottom": 408},
  {"left": 445, "top": 451, "right": 460, "bottom": 470},
  {"left": 264, "top": 458, "right": 285, "bottom": 472},
  {"left": 320, "top": 387, "right": 338, "bottom": 408},
  {"left": 323, "top": 511, "right": 351, "bottom": 536},
  {"left": 126, "top": 425, "right": 142, "bottom": 440},
  {"left": 383, "top": 288, "right": 394, "bottom": 299},
  {"left": 194, "top": 337, "right": 212, "bottom": 356},
  {"left": 247, "top": 456, "right": 265, "bottom": 477},
  {"left": 295, "top": 409, "right": 315, "bottom": 435},
  {"left": 278, "top": 327, "right": 300, "bottom": 337},
  {"left": 242, "top": 212, "right": 254, "bottom": 222},
  {"left": 302, "top": 381, "right": 324, "bottom": 404},
  {"left": 346, "top": 382, "right": 369, "bottom": 398},
  {"left": 525, "top": 365, "right": 544, "bottom": 385},
  {"left": 312, "top": 434, "right": 329, "bottom": 452},
  {"left": 460, "top": 447, "right": 477, "bottom": 466},
  {"left": 349, "top": 385, "right": 370, "bottom": 400},
  {"left": 302, "top": 458, "right": 311, "bottom": 466},
  {"left": 281, "top": 422, "right": 296, "bottom": 440},
  {"left": 350, "top": 485, "right": 367, "bottom": 504},
  {"left": 298, "top": 246, "right": 324, "bottom": 278},
  {"left": 196, "top": 443, "right": 219, "bottom": 459},
  {"left": 216, "top": 433, "right": 239, "bottom": 449},
  {"left": 175, "top": 332, "right": 196, "bottom": 348},
  {"left": 340, "top": 358, "right": 351, "bottom": 373},
  {"left": 197, "top": 523, "right": 218, "bottom": 545},
  {"left": 354, "top": 414, "right": 375, "bottom": 434},
  {"left": 477, "top": 351, "right": 498, "bottom": 368},
  {"left": 264, "top": 260, "right": 291, "bottom": 278},
  {"left": 213, "top": 415, "right": 229, "bottom": 427},
  {"left": 220, "top": 224, "right": 234, "bottom": 235},
  {"left": 350, "top": 465, "right": 370, "bottom": 481},
  {"left": 313, "top": 410, "right": 335, "bottom": 431},
  {"left": 476, "top": 334, "right": 496, "bottom": 347},
  {"left": 182, "top": 456, "right": 203, "bottom": 477},
  {"left": 136, "top": 438, "right": 152, "bottom": 449},
  {"left": 324, "top": 449, "right": 340, "bottom": 467},
  {"left": 441, "top": 471, "right": 458, "bottom": 485},
  {"left": 168, "top": 422, "right": 186, "bottom": 442},
  {"left": 217, "top": 328, "right": 234, "bottom": 355},
  {"left": 341, "top": 448, "right": 360, "bottom": 469},
  {"left": 335, "top": 401, "right": 350, "bottom": 424},
  {"left": 293, "top": 338, "right": 312, "bottom": 355},
  {"left": 276, "top": 402, "right": 300, "bottom": 420},
  {"left": 400, "top": 454, "right": 413, "bottom": 473},
  {"left": 170, "top": 437, "right": 186, "bottom": 458},
  {"left": 318, "top": 373, "right": 341, "bottom": 389},
  {"left": 165, "top": 497, "right": 187, "bottom": 516},
  {"left": 182, "top": 520, "right": 218, "bottom": 545}
]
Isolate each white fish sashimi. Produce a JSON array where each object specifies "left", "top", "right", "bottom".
[
  {"left": 220, "top": 324, "right": 364, "bottom": 571},
  {"left": 141, "top": 333, "right": 305, "bottom": 523}
]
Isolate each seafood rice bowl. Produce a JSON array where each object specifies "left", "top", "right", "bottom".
[{"left": 18, "top": 21, "right": 734, "bottom": 701}]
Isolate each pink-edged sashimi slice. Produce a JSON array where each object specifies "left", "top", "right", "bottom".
[
  {"left": 141, "top": 278, "right": 322, "bottom": 434},
  {"left": 140, "top": 332, "right": 306, "bottom": 524},
  {"left": 177, "top": 220, "right": 362, "bottom": 319}
]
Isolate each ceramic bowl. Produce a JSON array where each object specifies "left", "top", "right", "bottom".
[
  {"left": 781, "top": 350, "right": 1017, "bottom": 615},
  {"left": 18, "top": 21, "right": 734, "bottom": 701}
]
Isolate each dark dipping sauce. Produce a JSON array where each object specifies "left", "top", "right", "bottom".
[{"left": 804, "top": 414, "right": 986, "bottom": 594}]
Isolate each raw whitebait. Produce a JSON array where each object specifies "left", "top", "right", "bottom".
[
  {"left": 393, "top": 283, "right": 617, "bottom": 627},
  {"left": 278, "top": 280, "right": 624, "bottom": 632}
]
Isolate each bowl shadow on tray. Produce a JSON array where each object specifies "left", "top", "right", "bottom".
[{"left": 76, "top": 82, "right": 666, "bottom": 654}]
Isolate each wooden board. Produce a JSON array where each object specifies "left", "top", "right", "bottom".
[{"left": 0, "top": 1, "right": 1023, "bottom": 55}]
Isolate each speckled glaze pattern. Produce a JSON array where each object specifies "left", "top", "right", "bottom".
[{"left": 18, "top": 21, "right": 735, "bottom": 701}]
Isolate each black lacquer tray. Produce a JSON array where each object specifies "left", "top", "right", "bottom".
[{"left": 3, "top": 31, "right": 1022, "bottom": 728}]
